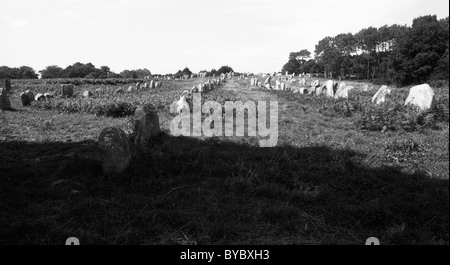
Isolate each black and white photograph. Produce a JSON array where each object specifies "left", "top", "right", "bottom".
[{"left": 0, "top": 0, "right": 448, "bottom": 251}]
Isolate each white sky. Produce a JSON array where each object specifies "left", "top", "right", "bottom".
[{"left": 0, "top": 0, "right": 448, "bottom": 74}]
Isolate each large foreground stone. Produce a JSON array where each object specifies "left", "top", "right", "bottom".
[
  {"left": 0, "top": 87, "right": 11, "bottom": 110},
  {"left": 132, "top": 104, "right": 160, "bottom": 154},
  {"left": 98, "top": 127, "right": 132, "bottom": 174},
  {"left": 404, "top": 84, "right": 435, "bottom": 111}
]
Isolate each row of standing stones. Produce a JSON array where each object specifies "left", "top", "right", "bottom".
[
  {"left": 0, "top": 78, "right": 161, "bottom": 174},
  {"left": 0, "top": 79, "right": 12, "bottom": 110},
  {"left": 250, "top": 76, "right": 436, "bottom": 111},
  {"left": 174, "top": 76, "right": 227, "bottom": 114},
  {"left": 99, "top": 74, "right": 232, "bottom": 174},
  {"left": 0, "top": 78, "right": 160, "bottom": 174},
  {"left": 99, "top": 75, "right": 232, "bottom": 174},
  {"left": 8, "top": 73, "right": 236, "bottom": 108},
  {"left": 17, "top": 80, "right": 166, "bottom": 106},
  {"left": 3, "top": 75, "right": 435, "bottom": 174}
]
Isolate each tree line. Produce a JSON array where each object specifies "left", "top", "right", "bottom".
[
  {"left": 173, "top": 65, "right": 234, "bottom": 78},
  {"left": 0, "top": 63, "right": 151, "bottom": 79},
  {"left": 1, "top": 62, "right": 235, "bottom": 80},
  {"left": 282, "top": 15, "right": 449, "bottom": 86}
]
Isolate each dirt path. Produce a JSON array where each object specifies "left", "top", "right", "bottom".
[
  {"left": 221, "top": 78, "right": 278, "bottom": 102},
  {"left": 221, "top": 79, "right": 299, "bottom": 117}
]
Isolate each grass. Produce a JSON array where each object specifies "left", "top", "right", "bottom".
[{"left": 0, "top": 77, "right": 448, "bottom": 245}]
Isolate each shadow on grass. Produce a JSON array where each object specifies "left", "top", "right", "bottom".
[{"left": 0, "top": 133, "right": 448, "bottom": 245}]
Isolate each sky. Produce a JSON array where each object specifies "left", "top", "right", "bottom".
[{"left": 0, "top": 0, "right": 449, "bottom": 75}]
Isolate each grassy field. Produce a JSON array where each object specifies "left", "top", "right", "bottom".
[{"left": 0, "top": 76, "right": 448, "bottom": 245}]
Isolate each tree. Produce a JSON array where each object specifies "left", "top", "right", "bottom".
[
  {"left": 286, "top": 14, "right": 449, "bottom": 84},
  {"left": 393, "top": 15, "right": 449, "bottom": 85},
  {"left": 217, "top": 66, "right": 234, "bottom": 75},
  {"left": 208, "top": 69, "right": 217, "bottom": 76},
  {"left": 98, "top": 66, "right": 110, "bottom": 78},
  {"left": 0, "top": 66, "right": 38, "bottom": 79},
  {"left": 63, "top": 62, "right": 99, "bottom": 78},
  {"left": 181, "top": 67, "right": 192, "bottom": 76},
  {"left": 173, "top": 67, "right": 192, "bottom": 78},
  {"left": 19, "top": 66, "right": 38, "bottom": 79},
  {"left": 39, "top": 65, "right": 65, "bottom": 79},
  {"left": 281, "top": 57, "right": 301, "bottom": 74},
  {"left": 315, "top": 37, "right": 342, "bottom": 78},
  {"left": 120, "top": 70, "right": 138, "bottom": 78},
  {"left": 281, "top": 50, "right": 311, "bottom": 74}
]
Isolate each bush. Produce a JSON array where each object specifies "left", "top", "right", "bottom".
[
  {"left": 355, "top": 100, "right": 447, "bottom": 132},
  {"left": 94, "top": 102, "right": 136, "bottom": 118},
  {"left": 32, "top": 97, "right": 138, "bottom": 118}
]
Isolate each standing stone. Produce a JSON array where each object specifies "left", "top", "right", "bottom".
[
  {"left": 275, "top": 80, "right": 281, "bottom": 90},
  {"left": 311, "top": 80, "right": 320, "bottom": 89},
  {"left": 98, "top": 127, "right": 132, "bottom": 174},
  {"left": 334, "top": 82, "right": 347, "bottom": 99},
  {"left": 44, "top": 93, "right": 54, "bottom": 99},
  {"left": 20, "top": 90, "right": 35, "bottom": 106},
  {"left": 0, "top": 87, "right": 11, "bottom": 110},
  {"left": 264, "top": 76, "right": 272, "bottom": 89},
  {"left": 61, "top": 84, "right": 74, "bottom": 97},
  {"left": 132, "top": 104, "right": 160, "bottom": 154},
  {"left": 95, "top": 88, "right": 101, "bottom": 96},
  {"left": 0, "top": 79, "right": 11, "bottom": 93},
  {"left": 299, "top": 87, "right": 308, "bottom": 94},
  {"left": 136, "top": 82, "right": 141, "bottom": 90},
  {"left": 371, "top": 85, "right": 391, "bottom": 105},
  {"left": 150, "top": 80, "right": 155, "bottom": 89},
  {"left": 315, "top": 85, "right": 324, "bottom": 96},
  {"left": 191, "top": 86, "right": 199, "bottom": 94},
  {"left": 35, "top": 93, "right": 46, "bottom": 101},
  {"left": 322, "top": 80, "right": 335, "bottom": 98},
  {"left": 25, "top": 90, "right": 35, "bottom": 102},
  {"left": 404, "top": 84, "right": 435, "bottom": 111},
  {"left": 82, "top": 90, "right": 93, "bottom": 98},
  {"left": 20, "top": 91, "right": 32, "bottom": 106},
  {"left": 335, "top": 83, "right": 355, "bottom": 99}
]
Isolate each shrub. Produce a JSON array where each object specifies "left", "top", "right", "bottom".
[{"left": 94, "top": 102, "right": 136, "bottom": 118}]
